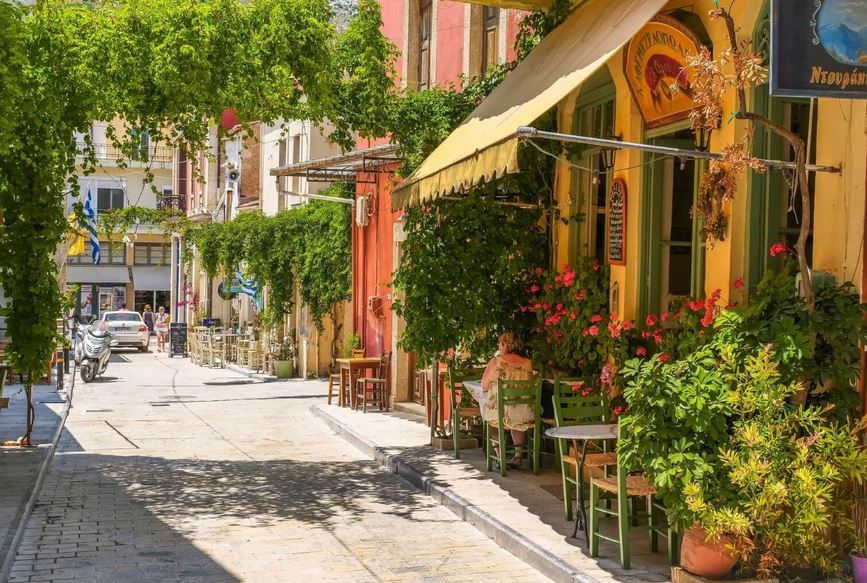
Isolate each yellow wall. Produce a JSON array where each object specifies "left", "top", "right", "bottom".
[{"left": 553, "top": 1, "right": 866, "bottom": 319}]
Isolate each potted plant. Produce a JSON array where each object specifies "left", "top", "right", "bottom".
[
  {"left": 852, "top": 481, "right": 867, "bottom": 583},
  {"left": 274, "top": 334, "right": 296, "bottom": 379}
]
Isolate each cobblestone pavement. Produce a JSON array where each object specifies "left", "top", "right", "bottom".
[{"left": 7, "top": 352, "right": 549, "bottom": 582}]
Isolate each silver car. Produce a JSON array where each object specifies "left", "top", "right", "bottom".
[{"left": 98, "top": 311, "right": 149, "bottom": 352}]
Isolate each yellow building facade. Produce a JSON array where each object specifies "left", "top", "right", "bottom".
[{"left": 551, "top": 0, "right": 866, "bottom": 322}]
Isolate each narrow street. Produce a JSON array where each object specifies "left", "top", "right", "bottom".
[{"left": 8, "top": 352, "right": 547, "bottom": 583}]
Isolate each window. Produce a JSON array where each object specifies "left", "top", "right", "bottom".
[
  {"left": 568, "top": 69, "right": 615, "bottom": 266},
  {"left": 68, "top": 241, "right": 125, "bottom": 265},
  {"left": 97, "top": 188, "right": 124, "bottom": 211},
  {"left": 134, "top": 243, "right": 169, "bottom": 266},
  {"left": 178, "top": 149, "right": 188, "bottom": 209},
  {"left": 480, "top": 7, "right": 499, "bottom": 79},
  {"left": 418, "top": 0, "right": 432, "bottom": 90}
]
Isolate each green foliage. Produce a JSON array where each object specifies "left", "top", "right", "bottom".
[
  {"left": 341, "top": 332, "right": 361, "bottom": 358},
  {"left": 0, "top": 0, "right": 393, "bottom": 397},
  {"left": 97, "top": 206, "right": 189, "bottom": 241},
  {"left": 188, "top": 183, "right": 350, "bottom": 330},
  {"left": 391, "top": 193, "right": 546, "bottom": 363}
]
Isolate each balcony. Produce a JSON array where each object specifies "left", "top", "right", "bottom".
[
  {"left": 156, "top": 193, "right": 186, "bottom": 213},
  {"left": 76, "top": 142, "right": 174, "bottom": 170}
]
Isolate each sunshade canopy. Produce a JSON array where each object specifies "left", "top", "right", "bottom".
[
  {"left": 391, "top": 0, "right": 668, "bottom": 210},
  {"left": 132, "top": 267, "right": 170, "bottom": 291},
  {"left": 66, "top": 266, "right": 130, "bottom": 285}
]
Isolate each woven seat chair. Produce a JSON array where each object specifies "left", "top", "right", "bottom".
[
  {"left": 589, "top": 431, "right": 678, "bottom": 569},
  {"left": 354, "top": 352, "right": 391, "bottom": 413},
  {"left": 484, "top": 376, "right": 543, "bottom": 477},
  {"left": 447, "top": 364, "right": 486, "bottom": 459},
  {"left": 552, "top": 376, "right": 617, "bottom": 522},
  {"left": 327, "top": 348, "right": 364, "bottom": 405}
]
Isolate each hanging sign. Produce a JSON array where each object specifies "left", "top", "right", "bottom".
[
  {"left": 607, "top": 178, "right": 627, "bottom": 266},
  {"left": 623, "top": 16, "right": 705, "bottom": 128},
  {"left": 771, "top": 0, "right": 867, "bottom": 98}
]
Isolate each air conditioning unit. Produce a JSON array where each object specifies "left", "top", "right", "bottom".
[
  {"left": 367, "top": 295, "right": 384, "bottom": 318},
  {"left": 356, "top": 196, "right": 369, "bottom": 227}
]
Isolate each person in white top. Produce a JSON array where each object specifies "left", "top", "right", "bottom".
[{"left": 154, "top": 306, "right": 170, "bottom": 352}]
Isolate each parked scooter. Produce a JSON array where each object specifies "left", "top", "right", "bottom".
[{"left": 73, "top": 316, "right": 113, "bottom": 383}]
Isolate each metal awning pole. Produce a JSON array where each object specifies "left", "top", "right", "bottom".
[
  {"left": 279, "top": 191, "right": 356, "bottom": 207},
  {"left": 517, "top": 126, "right": 841, "bottom": 174}
]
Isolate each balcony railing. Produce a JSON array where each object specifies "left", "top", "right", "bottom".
[
  {"left": 157, "top": 193, "right": 186, "bottom": 213},
  {"left": 76, "top": 142, "right": 174, "bottom": 168}
]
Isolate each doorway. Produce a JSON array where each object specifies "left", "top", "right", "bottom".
[{"left": 640, "top": 130, "right": 705, "bottom": 318}]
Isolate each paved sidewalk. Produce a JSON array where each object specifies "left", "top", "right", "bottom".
[
  {"left": 0, "top": 381, "right": 67, "bottom": 571},
  {"left": 312, "top": 404, "right": 672, "bottom": 583},
  {"left": 8, "top": 352, "right": 549, "bottom": 582}
]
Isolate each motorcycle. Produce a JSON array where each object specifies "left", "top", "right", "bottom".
[{"left": 73, "top": 316, "right": 113, "bottom": 383}]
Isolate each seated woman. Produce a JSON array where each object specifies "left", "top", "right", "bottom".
[{"left": 481, "top": 332, "right": 535, "bottom": 469}]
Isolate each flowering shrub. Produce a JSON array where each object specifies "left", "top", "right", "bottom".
[{"left": 523, "top": 259, "right": 615, "bottom": 377}]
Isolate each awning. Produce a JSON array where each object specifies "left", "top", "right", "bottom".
[
  {"left": 391, "top": 0, "right": 668, "bottom": 210},
  {"left": 66, "top": 266, "right": 130, "bottom": 285},
  {"left": 270, "top": 143, "right": 402, "bottom": 184},
  {"left": 132, "top": 267, "right": 170, "bottom": 291}
]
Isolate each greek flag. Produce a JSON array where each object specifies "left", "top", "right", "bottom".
[
  {"left": 235, "top": 269, "right": 262, "bottom": 310},
  {"left": 83, "top": 189, "right": 100, "bottom": 264}
]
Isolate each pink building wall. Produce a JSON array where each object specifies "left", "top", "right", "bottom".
[{"left": 435, "top": 2, "right": 466, "bottom": 87}]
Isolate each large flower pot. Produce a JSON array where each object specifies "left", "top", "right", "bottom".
[
  {"left": 274, "top": 360, "right": 294, "bottom": 379},
  {"left": 853, "top": 553, "right": 867, "bottom": 583},
  {"left": 680, "top": 527, "right": 737, "bottom": 579}
]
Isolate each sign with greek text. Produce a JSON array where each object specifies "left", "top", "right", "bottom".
[
  {"left": 771, "top": 0, "right": 867, "bottom": 98},
  {"left": 607, "top": 179, "right": 627, "bottom": 266},
  {"left": 623, "top": 16, "right": 705, "bottom": 128}
]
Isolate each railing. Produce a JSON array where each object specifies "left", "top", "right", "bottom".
[
  {"left": 76, "top": 142, "right": 174, "bottom": 167},
  {"left": 157, "top": 194, "right": 186, "bottom": 213}
]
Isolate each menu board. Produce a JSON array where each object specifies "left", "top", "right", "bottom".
[
  {"left": 607, "top": 179, "right": 627, "bottom": 266},
  {"left": 169, "top": 323, "right": 188, "bottom": 358}
]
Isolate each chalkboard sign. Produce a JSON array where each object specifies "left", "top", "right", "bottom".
[
  {"left": 169, "top": 323, "right": 188, "bottom": 358},
  {"left": 607, "top": 178, "right": 627, "bottom": 266}
]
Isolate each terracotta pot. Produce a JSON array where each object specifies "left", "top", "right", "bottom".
[{"left": 680, "top": 527, "right": 737, "bottom": 579}]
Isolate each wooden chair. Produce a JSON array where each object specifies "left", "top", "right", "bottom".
[
  {"left": 552, "top": 376, "right": 617, "bottom": 522},
  {"left": 327, "top": 347, "right": 365, "bottom": 405},
  {"left": 484, "top": 376, "right": 543, "bottom": 477},
  {"left": 589, "top": 431, "right": 678, "bottom": 569},
  {"left": 355, "top": 352, "right": 391, "bottom": 413},
  {"left": 0, "top": 364, "right": 9, "bottom": 411},
  {"left": 447, "top": 365, "right": 486, "bottom": 459}
]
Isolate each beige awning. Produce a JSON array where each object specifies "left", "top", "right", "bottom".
[{"left": 391, "top": 0, "right": 668, "bottom": 210}]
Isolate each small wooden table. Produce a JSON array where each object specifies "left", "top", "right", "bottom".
[
  {"left": 545, "top": 423, "right": 618, "bottom": 545},
  {"left": 335, "top": 357, "right": 382, "bottom": 408}
]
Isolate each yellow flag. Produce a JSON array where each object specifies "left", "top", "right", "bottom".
[{"left": 67, "top": 213, "right": 85, "bottom": 256}]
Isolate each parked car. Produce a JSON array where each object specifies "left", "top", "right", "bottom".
[{"left": 98, "top": 311, "right": 149, "bottom": 352}]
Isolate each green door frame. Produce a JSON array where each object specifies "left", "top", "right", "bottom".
[{"left": 638, "top": 138, "right": 706, "bottom": 319}]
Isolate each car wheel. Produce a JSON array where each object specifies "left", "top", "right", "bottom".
[{"left": 139, "top": 345, "right": 148, "bottom": 352}]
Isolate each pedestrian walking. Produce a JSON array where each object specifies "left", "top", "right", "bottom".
[
  {"left": 142, "top": 304, "right": 154, "bottom": 341},
  {"left": 155, "top": 306, "right": 170, "bottom": 352}
]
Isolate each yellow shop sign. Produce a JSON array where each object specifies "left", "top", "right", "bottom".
[{"left": 622, "top": 16, "right": 705, "bottom": 128}]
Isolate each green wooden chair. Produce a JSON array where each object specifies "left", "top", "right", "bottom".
[
  {"left": 484, "top": 376, "right": 543, "bottom": 477},
  {"left": 552, "top": 376, "right": 617, "bottom": 522},
  {"left": 588, "top": 428, "right": 679, "bottom": 569},
  {"left": 447, "top": 365, "right": 486, "bottom": 459}
]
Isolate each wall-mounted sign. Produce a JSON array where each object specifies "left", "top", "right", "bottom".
[
  {"left": 771, "top": 0, "right": 867, "bottom": 98},
  {"left": 622, "top": 16, "right": 704, "bottom": 128},
  {"left": 607, "top": 178, "right": 627, "bottom": 266}
]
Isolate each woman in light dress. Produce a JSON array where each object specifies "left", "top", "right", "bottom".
[
  {"left": 154, "top": 306, "right": 170, "bottom": 352},
  {"left": 481, "top": 332, "right": 535, "bottom": 469}
]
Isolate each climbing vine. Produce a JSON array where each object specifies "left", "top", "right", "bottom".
[{"left": 189, "top": 183, "right": 351, "bottom": 328}]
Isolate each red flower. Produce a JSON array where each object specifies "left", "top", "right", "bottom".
[
  {"left": 653, "top": 330, "right": 664, "bottom": 344},
  {"left": 688, "top": 300, "right": 704, "bottom": 312},
  {"left": 701, "top": 308, "right": 714, "bottom": 328},
  {"left": 529, "top": 284, "right": 540, "bottom": 293},
  {"left": 636, "top": 346, "right": 647, "bottom": 357},
  {"left": 590, "top": 314, "right": 603, "bottom": 323},
  {"left": 543, "top": 284, "right": 552, "bottom": 291},
  {"left": 661, "top": 311, "right": 669, "bottom": 322},
  {"left": 571, "top": 381, "right": 584, "bottom": 393},
  {"left": 582, "top": 328, "right": 591, "bottom": 337},
  {"left": 734, "top": 277, "right": 744, "bottom": 291},
  {"left": 612, "top": 405, "right": 625, "bottom": 417},
  {"left": 709, "top": 289, "right": 722, "bottom": 303},
  {"left": 592, "top": 261, "right": 601, "bottom": 272},
  {"left": 534, "top": 267, "right": 543, "bottom": 275},
  {"left": 556, "top": 303, "right": 564, "bottom": 312},
  {"left": 569, "top": 312, "right": 577, "bottom": 320},
  {"left": 769, "top": 243, "right": 787, "bottom": 257},
  {"left": 607, "top": 322, "right": 621, "bottom": 338},
  {"left": 645, "top": 314, "right": 658, "bottom": 327},
  {"left": 562, "top": 272, "right": 576, "bottom": 287},
  {"left": 588, "top": 325, "right": 599, "bottom": 336},
  {"left": 621, "top": 320, "right": 634, "bottom": 331},
  {"left": 658, "top": 353, "right": 670, "bottom": 363},
  {"left": 575, "top": 290, "right": 586, "bottom": 301}
]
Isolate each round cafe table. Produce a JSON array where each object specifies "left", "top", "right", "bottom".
[{"left": 545, "top": 423, "right": 618, "bottom": 545}]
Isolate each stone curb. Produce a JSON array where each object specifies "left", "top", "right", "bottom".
[
  {"left": 225, "top": 363, "right": 277, "bottom": 382},
  {"left": 0, "top": 379, "right": 71, "bottom": 583},
  {"left": 310, "top": 404, "right": 602, "bottom": 583}
]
